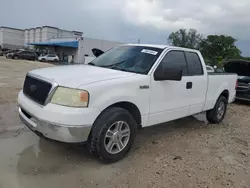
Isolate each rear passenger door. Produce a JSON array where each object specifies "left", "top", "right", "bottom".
[{"left": 184, "top": 51, "right": 207, "bottom": 115}]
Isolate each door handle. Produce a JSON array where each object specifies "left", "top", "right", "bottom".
[{"left": 186, "top": 82, "right": 192, "bottom": 89}]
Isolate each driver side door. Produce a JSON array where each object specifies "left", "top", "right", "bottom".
[{"left": 148, "top": 50, "right": 191, "bottom": 126}]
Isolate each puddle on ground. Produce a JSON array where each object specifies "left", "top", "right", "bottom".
[
  {"left": 0, "top": 131, "right": 125, "bottom": 188},
  {"left": 0, "top": 111, "right": 210, "bottom": 188}
]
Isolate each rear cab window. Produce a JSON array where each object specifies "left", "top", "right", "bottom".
[
  {"left": 47, "top": 54, "right": 56, "bottom": 57},
  {"left": 184, "top": 52, "right": 203, "bottom": 76}
]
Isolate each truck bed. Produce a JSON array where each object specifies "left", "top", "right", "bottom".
[{"left": 203, "top": 73, "right": 237, "bottom": 111}]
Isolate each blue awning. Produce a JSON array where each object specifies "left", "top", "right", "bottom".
[{"left": 27, "top": 41, "right": 78, "bottom": 48}]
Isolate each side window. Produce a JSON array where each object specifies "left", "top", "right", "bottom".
[
  {"left": 158, "top": 51, "right": 188, "bottom": 76},
  {"left": 47, "top": 54, "right": 55, "bottom": 57},
  {"left": 185, "top": 52, "right": 203, "bottom": 76}
]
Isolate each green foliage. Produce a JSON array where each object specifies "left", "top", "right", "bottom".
[
  {"left": 168, "top": 28, "right": 202, "bottom": 49},
  {"left": 199, "top": 35, "right": 241, "bottom": 67},
  {"left": 240, "top": 56, "right": 250, "bottom": 61},
  {"left": 168, "top": 29, "right": 242, "bottom": 67}
]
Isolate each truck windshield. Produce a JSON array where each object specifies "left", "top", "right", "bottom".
[{"left": 90, "top": 46, "right": 163, "bottom": 74}]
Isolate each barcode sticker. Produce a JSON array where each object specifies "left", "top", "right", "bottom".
[{"left": 141, "top": 49, "right": 158, "bottom": 55}]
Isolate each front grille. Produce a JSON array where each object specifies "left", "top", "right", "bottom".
[
  {"left": 237, "top": 82, "right": 250, "bottom": 92},
  {"left": 21, "top": 108, "right": 31, "bottom": 119},
  {"left": 23, "top": 75, "right": 52, "bottom": 105}
]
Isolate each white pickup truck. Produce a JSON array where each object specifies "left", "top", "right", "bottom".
[{"left": 18, "top": 44, "right": 237, "bottom": 162}]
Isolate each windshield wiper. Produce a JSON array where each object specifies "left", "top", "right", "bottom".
[
  {"left": 88, "top": 62, "right": 95, "bottom": 66},
  {"left": 102, "top": 60, "right": 126, "bottom": 68},
  {"left": 114, "top": 68, "right": 137, "bottom": 73}
]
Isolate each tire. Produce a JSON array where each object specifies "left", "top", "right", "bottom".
[
  {"left": 53, "top": 59, "right": 58, "bottom": 62},
  {"left": 41, "top": 58, "right": 46, "bottom": 62},
  {"left": 89, "top": 107, "right": 137, "bottom": 163},
  {"left": 206, "top": 96, "right": 227, "bottom": 124},
  {"left": 13, "top": 56, "right": 18, "bottom": 60}
]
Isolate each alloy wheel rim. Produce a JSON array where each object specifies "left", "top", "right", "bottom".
[
  {"left": 217, "top": 102, "right": 225, "bottom": 120},
  {"left": 104, "top": 121, "right": 130, "bottom": 154}
]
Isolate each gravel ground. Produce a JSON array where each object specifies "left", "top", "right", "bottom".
[{"left": 0, "top": 57, "right": 249, "bottom": 188}]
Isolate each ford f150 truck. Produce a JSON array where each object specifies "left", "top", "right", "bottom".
[{"left": 18, "top": 44, "right": 237, "bottom": 162}]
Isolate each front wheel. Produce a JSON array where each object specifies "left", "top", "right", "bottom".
[
  {"left": 89, "top": 107, "right": 137, "bottom": 163},
  {"left": 206, "top": 96, "right": 227, "bottom": 124}
]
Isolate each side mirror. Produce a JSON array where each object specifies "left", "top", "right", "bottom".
[
  {"left": 154, "top": 67, "right": 182, "bottom": 81},
  {"left": 92, "top": 48, "right": 104, "bottom": 57}
]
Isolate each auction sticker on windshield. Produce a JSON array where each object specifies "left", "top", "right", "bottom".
[{"left": 141, "top": 49, "right": 158, "bottom": 55}]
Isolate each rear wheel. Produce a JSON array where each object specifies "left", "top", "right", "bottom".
[
  {"left": 89, "top": 107, "right": 137, "bottom": 163},
  {"left": 206, "top": 96, "right": 227, "bottom": 124}
]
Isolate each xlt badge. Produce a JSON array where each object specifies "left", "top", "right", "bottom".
[{"left": 140, "top": 85, "right": 149, "bottom": 89}]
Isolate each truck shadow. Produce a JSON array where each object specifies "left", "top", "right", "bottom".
[
  {"left": 15, "top": 113, "right": 219, "bottom": 180},
  {"left": 17, "top": 114, "right": 211, "bottom": 165},
  {"left": 234, "top": 100, "right": 250, "bottom": 106},
  {"left": 132, "top": 114, "right": 211, "bottom": 151}
]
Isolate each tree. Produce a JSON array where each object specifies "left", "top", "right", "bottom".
[
  {"left": 200, "top": 35, "right": 241, "bottom": 67},
  {"left": 168, "top": 28, "right": 202, "bottom": 49}
]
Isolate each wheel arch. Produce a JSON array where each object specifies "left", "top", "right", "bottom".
[
  {"left": 219, "top": 89, "right": 229, "bottom": 102},
  {"left": 90, "top": 101, "right": 142, "bottom": 135},
  {"left": 108, "top": 101, "right": 142, "bottom": 129}
]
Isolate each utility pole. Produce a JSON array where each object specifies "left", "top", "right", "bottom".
[{"left": 137, "top": 38, "right": 140, "bottom": 44}]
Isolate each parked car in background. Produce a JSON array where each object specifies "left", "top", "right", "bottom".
[
  {"left": 5, "top": 50, "right": 20, "bottom": 58},
  {"left": 206, "top": 65, "right": 214, "bottom": 72},
  {"left": 224, "top": 60, "right": 250, "bottom": 101},
  {"left": 18, "top": 44, "right": 237, "bottom": 163},
  {"left": 38, "top": 54, "right": 59, "bottom": 62},
  {"left": 10, "top": 50, "right": 38, "bottom": 61}
]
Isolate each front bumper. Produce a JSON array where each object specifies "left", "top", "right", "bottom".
[
  {"left": 18, "top": 91, "right": 100, "bottom": 143},
  {"left": 19, "top": 107, "right": 92, "bottom": 143},
  {"left": 236, "top": 88, "right": 250, "bottom": 101}
]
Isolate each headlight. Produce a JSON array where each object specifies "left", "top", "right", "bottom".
[{"left": 51, "top": 87, "right": 89, "bottom": 107}]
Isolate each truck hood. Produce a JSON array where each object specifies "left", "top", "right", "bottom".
[
  {"left": 29, "top": 65, "right": 136, "bottom": 88},
  {"left": 224, "top": 60, "right": 250, "bottom": 77}
]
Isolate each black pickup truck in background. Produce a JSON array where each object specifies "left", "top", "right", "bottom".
[{"left": 224, "top": 60, "right": 250, "bottom": 101}]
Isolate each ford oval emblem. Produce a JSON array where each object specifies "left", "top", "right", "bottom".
[{"left": 29, "top": 85, "right": 37, "bottom": 92}]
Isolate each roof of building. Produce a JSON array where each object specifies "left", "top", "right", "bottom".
[
  {"left": 27, "top": 41, "right": 78, "bottom": 48},
  {"left": 42, "top": 25, "right": 59, "bottom": 29},
  {"left": 1, "top": 25, "right": 82, "bottom": 33},
  {"left": 0, "top": 26, "right": 24, "bottom": 31}
]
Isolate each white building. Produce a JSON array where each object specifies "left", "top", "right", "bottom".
[
  {"left": 0, "top": 26, "right": 25, "bottom": 49},
  {"left": 0, "top": 25, "right": 123, "bottom": 64},
  {"left": 24, "top": 26, "right": 83, "bottom": 49},
  {"left": 29, "top": 37, "right": 123, "bottom": 64}
]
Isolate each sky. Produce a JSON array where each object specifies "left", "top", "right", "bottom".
[{"left": 1, "top": 0, "right": 250, "bottom": 56}]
